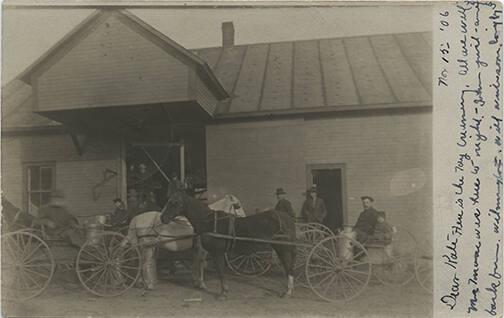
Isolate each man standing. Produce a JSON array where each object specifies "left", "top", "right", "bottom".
[
  {"left": 301, "top": 187, "right": 327, "bottom": 223},
  {"left": 274, "top": 188, "right": 294, "bottom": 218},
  {"left": 354, "top": 196, "right": 380, "bottom": 243},
  {"left": 110, "top": 198, "right": 129, "bottom": 228},
  {"left": 37, "top": 190, "right": 84, "bottom": 247}
]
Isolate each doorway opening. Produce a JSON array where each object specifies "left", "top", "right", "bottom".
[
  {"left": 307, "top": 165, "right": 346, "bottom": 231},
  {"left": 126, "top": 143, "right": 183, "bottom": 209},
  {"left": 124, "top": 124, "right": 207, "bottom": 208}
]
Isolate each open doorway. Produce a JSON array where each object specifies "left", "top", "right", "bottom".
[
  {"left": 126, "top": 143, "right": 182, "bottom": 208},
  {"left": 307, "top": 165, "right": 346, "bottom": 231}
]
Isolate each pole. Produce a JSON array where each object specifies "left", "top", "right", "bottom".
[
  {"left": 140, "top": 146, "right": 171, "bottom": 183},
  {"left": 180, "top": 141, "right": 185, "bottom": 182}
]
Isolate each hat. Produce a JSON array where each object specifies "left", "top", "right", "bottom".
[
  {"left": 275, "top": 188, "right": 286, "bottom": 195},
  {"left": 52, "top": 189, "right": 65, "bottom": 198},
  {"left": 361, "top": 196, "right": 374, "bottom": 202}
]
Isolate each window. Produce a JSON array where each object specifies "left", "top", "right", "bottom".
[{"left": 26, "top": 164, "right": 55, "bottom": 215}]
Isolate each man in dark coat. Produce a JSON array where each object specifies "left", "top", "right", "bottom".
[
  {"left": 301, "top": 187, "right": 327, "bottom": 223},
  {"left": 274, "top": 188, "right": 294, "bottom": 218},
  {"left": 37, "top": 190, "right": 84, "bottom": 247},
  {"left": 110, "top": 198, "right": 129, "bottom": 227},
  {"left": 354, "top": 196, "right": 380, "bottom": 243}
]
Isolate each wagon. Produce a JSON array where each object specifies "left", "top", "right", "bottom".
[
  {"left": 224, "top": 222, "right": 334, "bottom": 277},
  {"left": 1, "top": 221, "right": 142, "bottom": 301},
  {"left": 223, "top": 220, "right": 421, "bottom": 302}
]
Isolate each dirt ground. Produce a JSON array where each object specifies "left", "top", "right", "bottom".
[{"left": 2, "top": 264, "right": 432, "bottom": 318}]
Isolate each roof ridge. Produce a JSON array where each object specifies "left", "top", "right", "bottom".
[{"left": 191, "top": 30, "right": 431, "bottom": 52}]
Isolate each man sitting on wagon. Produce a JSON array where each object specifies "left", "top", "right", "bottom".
[
  {"left": 110, "top": 198, "right": 130, "bottom": 228},
  {"left": 36, "top": 190, "right": 85, "bottom": 247},
  {"left": 354, "top": 196, "right": 381, "bottom": 244}
]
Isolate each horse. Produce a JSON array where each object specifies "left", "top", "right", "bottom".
[
  {"left": 162, "top": 191, "right": 297, "bottom": 300},
  {"left": 125, "top": 211, "right": 208, "bottom": 290}
]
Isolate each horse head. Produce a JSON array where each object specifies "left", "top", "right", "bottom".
[{"left": 161, "top": 191, "right": 186, "bottom": 224}]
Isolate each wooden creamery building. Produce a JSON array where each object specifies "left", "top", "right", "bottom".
[{"left": 1, "top": 9, "right": 432, "bottom": 249}]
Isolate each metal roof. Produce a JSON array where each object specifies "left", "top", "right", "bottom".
[
  {"left": 1, "top": 9, "right": 431, "bottom": 131},
  {"left": 194, "top": 31, "right": 432, "bottom": 118}
]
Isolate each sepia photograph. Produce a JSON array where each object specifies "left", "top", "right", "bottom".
[{"left": 1, "top": 1, "right": 498, "bottom": 317}]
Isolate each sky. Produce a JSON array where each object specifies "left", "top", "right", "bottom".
[{"left": 1, "top": 4, "right": 433, "bottom": 84}]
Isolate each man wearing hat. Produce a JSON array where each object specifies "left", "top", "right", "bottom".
[
  {"left": 37, "top": 190, "right": 84, "bottom": 247},
  {"left": 301, "top": 186, "right": 327, "bottom": 223},
  {"left": 274, "top": 188, "right": 294, "bottom": 218},
  {"left": 354, "top": 196, "right": 380, "bottom": 243}
]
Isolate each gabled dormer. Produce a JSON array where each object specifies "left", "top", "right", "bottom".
[{"left": 17, "top": 9, "right": 228, "bottom": 137}]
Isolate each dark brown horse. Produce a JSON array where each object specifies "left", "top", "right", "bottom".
[{"left": 162, "top": 191, "right": 297, "bottom": 300}]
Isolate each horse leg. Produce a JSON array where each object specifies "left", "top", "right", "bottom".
[
  {"left": 211, "top": 251, "right": 229, "bottom": 300},
  {"left": 273, "top": 245, "right": 296, "bottom": 298},
  {"left": 192, "top": 236, "right": 208, "bottom": 290}
]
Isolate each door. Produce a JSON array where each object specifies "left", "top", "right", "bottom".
[{"left": 308, "top": 165, "right": 345, "bottom": 231}]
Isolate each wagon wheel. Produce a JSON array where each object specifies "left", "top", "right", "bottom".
[
  {"left": 296, "top": 223, "right": 335, "bottom": 237},
  {"left": 306, "top": 235, "right": 371, "bottom": 302},
  {"left": 76, "top": 231, "right": 141, "bottom": 297},
  {"left": 225, "top": 246, "right": 273, "bottom": 277},
  {"left": 306, "top": 223, "right": 335, "bottom": 236},
  {"left": 373, "top": 226, "right": 416, "bottom": 286},
  {"left": 1, "top": 231, "right": 55, "bottom": 301},
  {"left": 294, "top": 228, "right": 331, "bottom": 286},
  {"left": 415, "top": 249, "right": 432, "bottom": 293}
]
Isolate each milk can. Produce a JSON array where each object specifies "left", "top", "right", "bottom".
[
  {"left": 86, "top": 223, "right": 104, "bottom": 245},
  {"left": 339, "top": 225, "right": 356, "bottom": 261}
]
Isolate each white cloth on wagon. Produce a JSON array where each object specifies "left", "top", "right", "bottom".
[{"left": 208, "top": 194, "right": 246, "bottom": 217}]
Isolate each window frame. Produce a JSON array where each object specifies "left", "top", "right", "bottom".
[{"left": 23, "top": 162, "right": 56, "bottom": 214}]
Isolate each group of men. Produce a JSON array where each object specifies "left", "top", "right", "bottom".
[
  {"left": 273, "top": 186, "right": 390, "bottom": 243},
  {"left": 273, "top": 186, "right": 327, "bottom": 224}
]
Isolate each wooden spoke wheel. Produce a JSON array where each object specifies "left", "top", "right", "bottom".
[
  {"left": 415, "top": 251, "right": 433, "bottom": 294},
  {"left": 306, "top": 235, "right": 371, "bottom": 302},
  {"left": 306, "top": 223, "right": 335, "bottom": 236},
  {"left": 294, "top": 229, "right": 332, "bottom": 286},
  {"left": 76, "top": 231, "right": 141, "bottom": 297},
  {"left": 373, "top": 226, "right": 416, "bottom": 286},
  {"left": 296, "top": 223, "right": 335, "bottom": 237},
  {"left": 225, "top": 245, "right": 273, "bottom": 277},
  {"left": 1, "top": 231, "right": 55, "bottom": 301}
]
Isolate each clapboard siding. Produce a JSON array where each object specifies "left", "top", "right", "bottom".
[
  {"left": 206, "top": 119, "right": 305, "bottom": 212},
  {"left": 206, "top": 112, "right": 432, "bottom": 250},
  {"left": 36, "top": 14, "right": 190, "bottom": 112},
  {"left": 195, "top": 75, "right": 219, "bottom": 115},
  {"left": 1, "top": 133, "right": 123, "bottom": 217}
]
